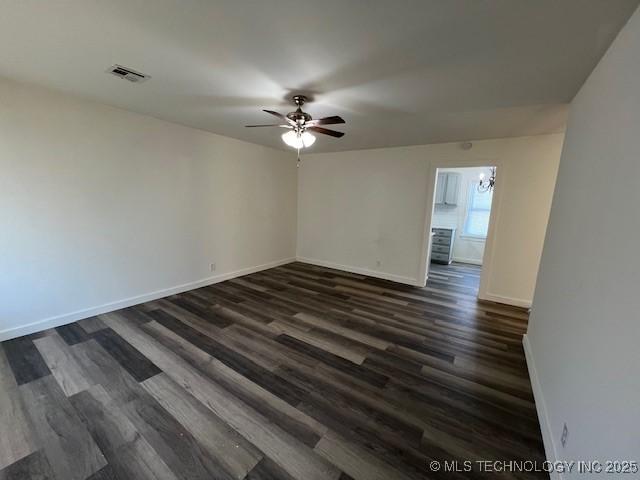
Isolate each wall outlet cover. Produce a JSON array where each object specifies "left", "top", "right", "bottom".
[{"left": 561, "top": 423, "right": 568, "bottom": 448}]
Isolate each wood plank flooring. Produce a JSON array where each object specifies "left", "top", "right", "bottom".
[{"left": 0, "top": 262, "right": 547, "bottom": 480}]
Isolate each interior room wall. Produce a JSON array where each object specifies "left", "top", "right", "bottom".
[
  {"left": 431, "top": 167, "right": 494, "bottom": 265},
  {"left": 526, "top": 7, "right": 640, "bottom": 477},
  {"left": 297, "top": 134, "right": 563, "bottom": 307},
  {"left": 0, "top": 78, "right": 298, "bottom": 340}
]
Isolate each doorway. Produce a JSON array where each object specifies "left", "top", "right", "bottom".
[{"left": 426, "top": 166, "right": 496, "bottom": 296}]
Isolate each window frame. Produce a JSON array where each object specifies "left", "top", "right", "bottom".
[{"left": 461, "top": 181, "right": 493, "bottom": 240}]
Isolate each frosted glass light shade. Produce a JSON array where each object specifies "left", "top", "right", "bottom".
[
  {"left": 281, "top": 130, "right": 303, "bottom": 148},
  {"left": 301, "top": 131, "right": 316, "bottom": 147},
  {"left": 281, "top": 130, "right": 316, "bottom": 149}
]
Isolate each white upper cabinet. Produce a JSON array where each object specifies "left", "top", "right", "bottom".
[
  {"left": 434, "top": 172, "right": 460, "bottom": 206},
  {"left": 435, "top": 172, "right": 447, "bottom": 204}
]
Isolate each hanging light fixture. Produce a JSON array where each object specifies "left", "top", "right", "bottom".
[
  {"left": 281, "top": 128, "right": 316, "bottom": 166},
  {"left": 246, "top": 94, "right": 344, "bottom": 168},
  {"left": 281, "top": 129, "right": 316, "bottom": 149},
  {"left": 245, "top": 95, "right": 344, "bottom": 167},
  {"left": 478, "top": 167, "right": 496, "bottom": 193},
  {"left": 281, "top": 130, "right": 303, "bottom": 148},
  {"left": 300, "top": 131, "right": 316, "bottom": 147}
]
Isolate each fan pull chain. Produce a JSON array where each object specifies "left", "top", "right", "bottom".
[{"left": 297, "top": 147, "right": 301, "bottom": 167}]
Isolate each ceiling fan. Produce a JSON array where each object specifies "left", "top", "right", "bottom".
[{"left": 245, "top": 95, "right": 345, "bottom": 158}]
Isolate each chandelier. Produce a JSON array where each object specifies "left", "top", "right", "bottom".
[{"left": 478, "top": 167, "right": 496, "bottom": 193}]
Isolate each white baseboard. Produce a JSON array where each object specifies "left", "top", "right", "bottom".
[
  {"left": 452, "top": 257, "right": 483, "bottom": 266},
  {"left": 0, "top": 257, "right": 296, "bottom": 341},
  {"left": 295, "top": 256, "right": 423, "bottom": 286},
  {"left": 523, "top": 334, "right": 562, "bottom": 480},
  {"left": 480, "top": 292, "right": 532, "bottom": 308}
]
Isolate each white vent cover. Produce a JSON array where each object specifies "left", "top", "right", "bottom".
[{"left": 106, "top": 64, "right": 150, "bottom": 83}]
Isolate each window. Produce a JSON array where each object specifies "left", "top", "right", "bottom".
[{"left": 463, "top": 183, "right": 493, "bottom": 238}]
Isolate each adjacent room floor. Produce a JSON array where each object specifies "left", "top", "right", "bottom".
[
  {"left": 0, "top": 262, "right": 546, "bottom": 480},
  {"left": 428, "top": 261, "right": 483, "bottom": 296}
]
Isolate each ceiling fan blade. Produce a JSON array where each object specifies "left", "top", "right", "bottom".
[
  {"left": 306, "top": 115, "right": 345, "bottom": 126},
  {"left": 245, "top": 124, "right": 292, "bottom": 128},
  {"left": 308, "top": 126, "right": 345, "bottom": 138},
  {"left": 263, "top": 109, "right": 295, "bottom": 125}
]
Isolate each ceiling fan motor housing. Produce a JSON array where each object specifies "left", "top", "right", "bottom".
[
  {"left": 292, "top": 95, "right": 307, "bottom": 106},
  {"left": 287, "top": 96, "right": 311, "bottom": 124},
  {"left": 244, "top": 94, "right": 345, "bottom": 139},
  {"left": 287, "top": 110, "right": 312, "bottom": 124}
]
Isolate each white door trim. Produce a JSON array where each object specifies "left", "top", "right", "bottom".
[{"left": 418, "top": 158, "right": 506, "bottom": 303}]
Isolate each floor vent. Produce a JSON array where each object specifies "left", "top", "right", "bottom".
[{"left": 106, "top": 64, "right": 150, "bottom": 83}]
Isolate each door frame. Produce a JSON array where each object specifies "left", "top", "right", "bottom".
[{"left": 417, "top": 157, "right": 506, "bottom": 302}]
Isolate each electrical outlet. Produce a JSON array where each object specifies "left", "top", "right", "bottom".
[
  {"left": 209, "top": 262, "right": 216, "bottom": 272},
  {"left": 561, "top": 423, "right": 568, "bottom": 448}
]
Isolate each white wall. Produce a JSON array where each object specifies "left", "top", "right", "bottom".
[
  {"left": 0, "top": 78, "right": 297, "bottom": 340},
  {"left": 432, "top": 167, "right": 494, "bottom": 265},
  {"left": 297, "top": 134, "right": 563, "bottom": 306},
  {"left": 526, "top": 7, "right": 640, "bottom": 477}
]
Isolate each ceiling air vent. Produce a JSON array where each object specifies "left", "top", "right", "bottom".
[{"left": 106, "top": 64, "right": 150, "bottom": 83}]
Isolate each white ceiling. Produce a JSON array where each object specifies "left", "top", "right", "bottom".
[{"left": 0, "top": 0, "right": 637, "bottom": 152}]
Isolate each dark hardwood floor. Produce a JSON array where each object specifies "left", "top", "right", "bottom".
[{"left": 0, "top": 262, "right": 546, "bottom": 480}]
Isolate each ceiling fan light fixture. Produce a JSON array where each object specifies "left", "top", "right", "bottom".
[
  {"left": 301, "top": 131, "right": 316, "bottom": 147},
  {"left": 282, "top": 130, "right": 303, "bottom": 148},
  {"left": 250, "top": 95, "right": 344, "bottom": 153},
  {"left": 281, "top": 130, "right": 316, "bottom": 149}
]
